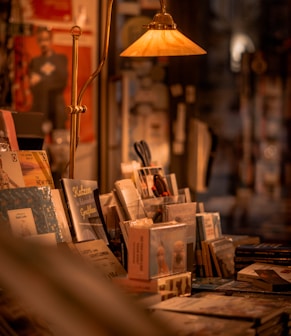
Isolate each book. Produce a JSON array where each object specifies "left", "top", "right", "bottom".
[
  {"left": 224, "top": 234, "right": 261, "bottom": 248},
  {"left": 192, "top": 277, "right": 233, "bottom": 291},
  {"left": 0, "top": 109, "right": 19, "bottom": 151},
  {"left": 0, "top": 151, "right": 25, "bottom": 189},
  {"left": 61, "top": 178, "right": 109, "bottom": 243},
  {"left": 212, "top": 279, "right": 291, "bottom": 296},
  {"left": 194, "top": 221, "right": 205, "bottom": 277},
  {"left": 162, "top": 202, "right": 197, "bottom": 272},
  {"left": 207, "top": 237, "right": 235, "bottom": 278},
  {"left": 237, "top": 262, "right": 291, "bottom": 283},
  {"left": 201, "top": 240, "right": 213, "bottom": 277},
  {"left": 196, "top": 212, "right": 222, "bottom": 242},
  {"left": 0, "top": 186, "right": 64, "bottom": 243},
  {"left": 252, "top": 269, "right": 291, "bottom": 292},
  {"left": 150, "top": 293, "right": 285, "bottom": 326},
  {"left": 65, "top": 239, "right": 127, "bottom": 280},
  {"left": 150, "top": 310, "right": 256, "bottom": 336},
  {"left": 127, "top": 221, "right": 187, "bottom": 280},
  {"left": 164, "top": 173, "right": 179, "bottom": 196},
  {"left": 234, "top": 255, "right": 291, "bottom": 268},
  {"left": 235, "top": 243, "right": 291, "bottom": 258},
  {"left": 195, "top": 212, "right": 223, "bottom": 277},
  {"left": 50, "top": 188, "right": 72, "bottom": 243},
  {"left": 114, "top": 178, "right": 146, "bottom": 220},
  {"left": 17, "top": 150, "right": 55, "bottom": 189}
]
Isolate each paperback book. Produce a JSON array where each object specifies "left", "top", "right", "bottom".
[
  {"left": 61, "top": 178, "right": 109, "bottom": 243},
  {"left": 207, "top": 237, "right": 236, "bottom": 278},
  {"left": 17, "top": 150, "right": 55, "bottom": 189},
  {"left": 0, "top": 186, "right": 64, "bottom": 243},
  {"left": 65, "top": 239, "right": 127, "bottom": 280},
  {"left": 114, "top": 178, "right": 146, "bottom": 220}
]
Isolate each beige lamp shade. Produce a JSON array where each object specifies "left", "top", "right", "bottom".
[{"left": 120, "top": 28, "right": 206, "bottom": 57}]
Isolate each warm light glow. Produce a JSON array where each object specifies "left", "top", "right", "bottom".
[{"left": 120, "top": 29, "right": 207, "bottom": 57}]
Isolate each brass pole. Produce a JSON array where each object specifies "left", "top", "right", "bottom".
[{"left": 67, "top": 0, "right": 114, "bottom": 179}]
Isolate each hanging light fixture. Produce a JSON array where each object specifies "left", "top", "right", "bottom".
[
  {"left": 68, "top": 0, "right": 206, "bottom": 178},
  {"left": 120, "top": 0, "right": 206, "bottom": 57}
]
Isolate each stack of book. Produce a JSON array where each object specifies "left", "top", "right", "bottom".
[
  {"left": 194, "top": 211, "right": 260, "bottom": 279},
  {"left": 234, "top": 243, "right": 291, "bottom": 273},
  {"left": 0, "top": 149, "right": 72, "bottom": 245},
  {"left": 149, "top": 292, "right": 291, "bottom": 335},
  {"left": 236, "top": 262, "right": 291, "bottom": 292}
]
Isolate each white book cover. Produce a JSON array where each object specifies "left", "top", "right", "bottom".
[{"left": 7, "top": 207, "right": 37, "bottom": 238}]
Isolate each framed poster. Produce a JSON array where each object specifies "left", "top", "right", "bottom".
[{"left": 13, "top": 0, "right": 97, "bottom": 142}]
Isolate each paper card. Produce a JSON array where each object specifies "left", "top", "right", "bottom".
[{"left": 7, "top": 208, "right": 37, "bottom": 238}]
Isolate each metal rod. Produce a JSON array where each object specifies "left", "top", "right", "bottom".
[
  {"left": 68, "top": 0, "right": 114, "bottom": 178},
  {"left": 69, "top": 26, "right": 82, "bottom": 178}
]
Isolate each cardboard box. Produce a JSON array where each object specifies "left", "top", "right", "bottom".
[{"left": 127, "top": 221, "right": 187, "bottom": 280}]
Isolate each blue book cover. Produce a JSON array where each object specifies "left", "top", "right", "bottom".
[{"left": 0, "top": 186, "right": 63, "bottom": 243}]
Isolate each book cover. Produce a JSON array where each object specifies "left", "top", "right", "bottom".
[
  {"left": 196, "top": 212, "right": 222, "bottom": 241},
  {"left": 252, "top": 269, "right": 291, "bottom": 292},
  {"left": 163, "top": 201, "right": 197, "bottom": 272},
  {"left": 165, "top": 173, "right": 179, "bottom": 196},
  {"left": 0, "top": 186, "right": 63, "bottom": 243},
  {"left": 50, "top": 189, "right": 72, "bottom": 243},
  {"left": 150, "top": 310, "right": 256, "bottom": 336},
  {"left": 208, "top": 237, "right": 235, "bottom": 278},
  {"left": 215, "top": 279, "right": 276, "bottom": 294},
  {"left": 0, "top": 151, "right": 25, "bottom": 189},
  {"left": 0, "top": 109, "right": 19, "bottom": 151},
  {"left": 114, "top": 178, "right": 146, "bottom": 220},
  {"left": 128, "top": 221, "right": 187, "bottom": 280},
  {"left": 7, "top": 208, "right": 38, "bottom": 238},
  {"left": 237, "top": 262, "right": 291, "bottom": 283},
  {"left": 150, "top": 294, "right": 285, "bottom": 326},
  {"left": 69, "top": 239, "right": 127, "bottom": 280},
  {"left": 17, "top": 150, "right": 55, "bottom": 189},
  {"left": 61, "top": 178, "right": 108, "bottom": 243}
]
